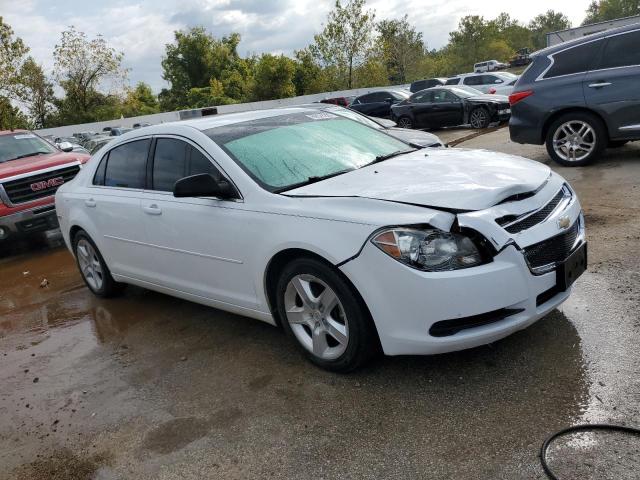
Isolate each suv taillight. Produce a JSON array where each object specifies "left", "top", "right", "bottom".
[{"left": 509, "top": 90, "right": 533, "bottom": 106}]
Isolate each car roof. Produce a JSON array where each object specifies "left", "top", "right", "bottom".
[{"left": 535, "top": 21, "right": 640, "bottom": 57}]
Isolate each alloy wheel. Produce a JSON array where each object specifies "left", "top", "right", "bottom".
[
  {"left": 552, "top": 121, "right": 596, "bottom": 162},
  {"left": 398, "top": 117, "right": 413, "bottom": 129},
  {"left": 77, "top": 239, "right": 104, "bottom": 291},
  {"left": 284, "top": 274, "right": 349, "bottom": 360},
  {"left": 470, "top": 109, "right": 488, "bottom": 129}
]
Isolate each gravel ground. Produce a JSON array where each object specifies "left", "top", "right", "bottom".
[{"left": 1, "top": 128, "right": 639, "bottom": 480}]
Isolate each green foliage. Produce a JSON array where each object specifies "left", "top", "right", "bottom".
[
  {"left": 252, "top": 54, "right": 296, "bottom": 101},
  {"left": 311, "top": 0, "right": 376, "bottom": 89},
  {"left": 121, "top": 82, "right": 160, "bottom": 117},
  {"left": 293, "top": 48, "right": 329, "bottom": 96},
  {"left": 16, "top": 58, "right": 55, "bottom": 128},
  {"left": 529, "top": 11, "right": 572, "bottom": 50},
  {"left": 0, "top": 16, "right": 29, "bottom": 99},
  {"left": 0, "top": 96, "right": 31, "bottom": 130},
  {"left": 376, "top": 15, "right": 426, "bottom": 83},
  {"left": 583, "top": 0, "right": 640, "bottom": 25}
]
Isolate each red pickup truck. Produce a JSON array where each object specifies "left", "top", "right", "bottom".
[{"left": 0, "top": 130, "right": 90, "bottom": 241}]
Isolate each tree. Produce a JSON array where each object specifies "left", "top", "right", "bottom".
[
  {"left": 0, "top": 16, "right": 29, "bottom": 99},
  {"left": 376, "top": 15, "right": 426, "bottom": 83},
  {"left": 529, "top": 10, "right": 571, "bottom": 50},
  {"left": 583, "top": 0, "right": 640, "bottom": 25},
  {"left": 121, "top": 82, "right": 160, "bottom": 117},
  {"left": 293, "top": 48, "right": 328, "bottom": 95},
  {"left": 311, "top": 0, "right": 376, "bottom": 89},
  {"left": 16, "top": 58, "right": 55, "bottom": 128},
  {"left": 53, "top": 27, "right": 127, "bottom": 124},
  {"left": 0, "top": 96, "right": 30, "bottom": 130},
  {"left": 252, "top": 54, "right": 296, "bottom": 101},
  {"left": 161, "top": 28, "right": 242, "bottom": 108}
]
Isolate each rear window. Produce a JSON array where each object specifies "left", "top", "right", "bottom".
[
  {"left": 599, "top": 30, "right": 640, "bottom": 69},
  {"left": 445, "top": 78, "right": 460, "bottom": 85},
  {"left": 545, "top": 40, "right": 604, "bottom": 78}
]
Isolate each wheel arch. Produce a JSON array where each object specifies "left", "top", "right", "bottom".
[
  {"left": 263, "top": 248, "right": 381, "bottom": 350},
  {"left": 541, "top": 107, "right": 609, "bottom": 144}
]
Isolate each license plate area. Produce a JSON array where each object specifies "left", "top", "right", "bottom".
[{"left": 556, "top": 243, "right": 587, "bottom": 291}]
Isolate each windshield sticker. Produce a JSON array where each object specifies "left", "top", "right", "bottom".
[
  {"left": 13, "top": 134, "right": 37, "bottom": 139},
  {"left": 305, "top": 113, "right": 338, "bottom": 120}
]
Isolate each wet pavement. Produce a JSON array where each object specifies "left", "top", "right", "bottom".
[{"left": 1, "top": 130, "right": 639, "bottom": 479}]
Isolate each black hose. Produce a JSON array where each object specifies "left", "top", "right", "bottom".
[{"left": 540, "top": 423, "right": 640, "bottom": 479}]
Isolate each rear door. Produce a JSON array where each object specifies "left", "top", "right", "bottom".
[
  {"left": 583, "top": 29, "right": 640, "bottom": 139},
  {"left": 89, "top": 138, "right": 155, "bottom": 281},
  {"left": 431, "top": 89, "right": 464, "bottom": 126},
  {"left": 140, "top": 136, "right": 257, "bottom": 309}
]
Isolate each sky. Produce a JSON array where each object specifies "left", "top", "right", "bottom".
[{"left": 2, "top": 0, "right": 593, "bottom": 92}]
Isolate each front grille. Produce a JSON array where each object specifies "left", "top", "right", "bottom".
[
  {"left": 1, "top": 164, "right": 80, "bottom": 204},
  {"left": 523, "top": 220, "right": 580, "bottom": 270},
  {"left": 496, "top": 187, "right": 567, "bottom": 234},
  {"left": 429, "top": 308, "right": 525, "bottom": 337}
]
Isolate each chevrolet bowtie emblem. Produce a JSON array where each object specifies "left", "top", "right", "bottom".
[{"left": 557, "top": 215, "right": 571, "bottom": 230}]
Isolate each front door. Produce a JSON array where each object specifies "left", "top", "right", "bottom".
[{"left": 140, "top": 136, "right": 258, "bottom": 309}]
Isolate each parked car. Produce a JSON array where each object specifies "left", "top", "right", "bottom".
[
  {"left": 110, "top": 127, "right": 133, "bottom": 136},
  {"left": 349, "top": 90, "right": 410, "bottom": 118},
  {"left": 509, "top": 23, "right": 640, "bottom": 166},
  {"left": 488, "top": 77, "right": 518, "bottom": 96},
  {"left": 73, "top": 131, "right": 97, "bottom": 143},
  {"left": 301, "top": 103, "right": 444, "bottom": 147},
  {"left": 409, "top": 78, "right": 447, "bottom": 93},
  {"left": 56, "top": 107, "right": 586, "bottom": 371},
  {"left": 319, "top": 97, "right": 353, "bottom": 107},
  {"left": 391, "top": 86, "right": 511, "bottom": 129},
  {"left": 84, "top": 136, "right": 113, "bottom": 154},
  {"left": 510, "top": 48, "right": 532, "bottom": 67},
  {"left": 474, "top": 60, "right": 507, "bottom": 73},
  {"left": 133, "top": 122, "right": 152, "bottom": 129},
  {"left": 445, "top": 72, "right": 517, "bottom": 93},
  {"left": 0, "top": 130, "right": 89, "bottom": 241}
]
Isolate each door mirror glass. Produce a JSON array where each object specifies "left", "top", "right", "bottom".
[
  {"left": 173, "top": 173, "right": 237, "bottom": 199},
  {"left": 58, "top": 141, "right": 74, "bottom": 152}
]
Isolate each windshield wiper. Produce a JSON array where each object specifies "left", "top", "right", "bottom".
[
  {"left": 12, "top": 151, "right": 51, "bottom": 160},
  {"left": 369, "top": 148, "right": 416, "bottom": 165},
  {"left": 274, "top": 168, "right": 353, "bottom": 193}
]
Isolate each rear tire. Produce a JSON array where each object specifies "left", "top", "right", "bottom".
[
  {"left": 276, "top": 257, "right": 378, "bottom": 372},
  {"left": 545, "top": 112, "right": 606, "bottom": 167},
  {"left": 73, "top": 231, "right": 125, "bottom": 297}
]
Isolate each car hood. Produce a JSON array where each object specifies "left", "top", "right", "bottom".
[
  {"left": 385, "top": 127, "right": 442, "bottom": 147},
  {"left": 466, "top": 94, "right": 509, "bottom": 103},
  {"left": 284, "top": 148, "right": 551, "bottom": 211},
  {"left": 0, "top": 152, "right": 89, "bottom": 180}
]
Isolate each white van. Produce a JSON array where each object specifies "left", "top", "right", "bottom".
[{"left": 474, "top": 60, "right": 504, "bottom": 73}]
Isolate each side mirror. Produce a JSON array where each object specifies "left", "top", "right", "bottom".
[
  {"left": 494, "top": 79, "right": 503, "bottom": 84},
  {"left": 173, "top": 173, "right": 238, "bottom": 199},
  {"left": 58, "top": 141, "right": 74, "bottom": 152}
]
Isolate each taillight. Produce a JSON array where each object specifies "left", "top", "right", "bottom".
[{"left": 509, "top": 90, "right": 533, "bottom": 106}]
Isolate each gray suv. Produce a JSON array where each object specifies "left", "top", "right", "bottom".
[{"left": 509, "top": 23, "right": 640, "bottom": 166}]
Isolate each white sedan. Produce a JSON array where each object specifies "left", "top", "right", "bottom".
[{"left": 55, "top": 107, "right": 587, "bottom": 371}]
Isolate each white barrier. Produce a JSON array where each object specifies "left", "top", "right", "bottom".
[{"left": 36, "top": 83, "right": 410, "bottom": 137}]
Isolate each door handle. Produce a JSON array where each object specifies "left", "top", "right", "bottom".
[
  {"left": 143, "top": 204, "right": 162, "bottom": 215},
  {"left": 84, "top": 198, "right": 96, "bottom": 208},
  {"left": 588, "top": 82, "right": 611, "bottom": 88}
]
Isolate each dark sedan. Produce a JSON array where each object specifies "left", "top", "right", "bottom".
[
  {"left": 390, "top": 86, "right": 511, "bottom": 129},
  {"left": 349, "top": 90, "right": 410, "bottom": 118}
]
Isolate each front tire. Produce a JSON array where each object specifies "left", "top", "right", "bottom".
[
  {"left": 276, "top": 258, "right": 378, "bottom": 372},
  {"left": 397, "top": 116, "right": 413, "bottom": 129},
  {"left": 545, "top": 112, "right": 606, "bottom": 167},
  {"left": 73, "top": 231, "right": 124, "bottom": 297},
  {"left": 469, "top": 107, "right": 490, "bottom": 129}
]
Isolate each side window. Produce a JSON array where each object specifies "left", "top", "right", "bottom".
[
  {"left": 189, "top": 147, "right": 222, "bottom": 181},
  {"left": 152, "top": 138, "right": 188, "bottom": 191},
  {"left": 464, "top": 76, "right": 481, "bottom": 86},
  {"left": 445, "top": 78, "right": 459, "bottom": 85},
  {"left": 93, "top": 153, "right": 108, "bottom": 186},
  {"left": 484, "top": 75, "right": 500, "bottom": 84},
  {"left": 411, "top": 91, "right": 432, "bottom": 103},
  {"left": 358, "top": 94, "right": 373, "bottom": 103},
  {"left": 599, "top": 31, "right": 640, "bottom": 69},
  {"left": 103, "top": 139, "right": 150, "bottom": 189},
  {"left": 546, "top": 40, "right": 604, "bottom": 78},
  {"left": 432, "top": 90, "right": 449, "bottom": 102}
]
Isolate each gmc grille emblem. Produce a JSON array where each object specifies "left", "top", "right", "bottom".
[{"left": 30, "top": 177, "right": 65, "bottom": 192}]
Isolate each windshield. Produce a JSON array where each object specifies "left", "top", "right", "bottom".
[
  {"left": 0, "top": 133, "right": 57, "bottom": 163},
  {"left": 205, "top": 112, "right": 408, "bottom": 191}
]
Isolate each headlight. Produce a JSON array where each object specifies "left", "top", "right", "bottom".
[{"left": 372, "top": 228, "right": 483, "bottom": 271}]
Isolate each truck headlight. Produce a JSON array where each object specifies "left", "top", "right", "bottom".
[{"left": 372, "top": 228, "right": 483, "bottom": 271}]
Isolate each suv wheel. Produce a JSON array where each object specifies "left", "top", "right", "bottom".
[
  {"left": 73, "top": 231, "right": 124, "bottom": 297},
  {"left": 276, "top": 258, "right": 378, "bottom": 372},
  {"left": 469, "top": 107, "right": 490, "bottom": 129},
  {"left": 546, "top": 112, "right": 606, "bottom": 167},
  {"left": 397, "top": 116, "right": 413, "bottom": 129}
]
